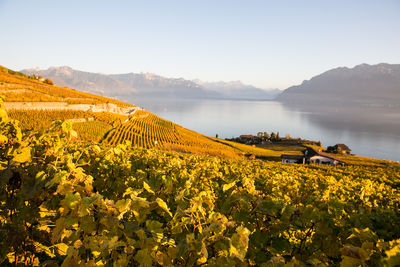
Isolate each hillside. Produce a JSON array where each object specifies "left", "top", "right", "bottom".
[
  {"left": 0, "top": 65, "right": 133, "bottom": 108},
  {"left": 1, "top": 65, "right": 298, "bottom": 160},
  {"left": 21, "top": 66, "right": 279, "bottom": 101},
  {"left": 276, "top": 63, "right": 400, "bottom": 107}
]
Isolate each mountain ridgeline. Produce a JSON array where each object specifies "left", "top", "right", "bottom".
[
  {"left": 277, "top": 63, "right": 400, "bottom": 107},
  {"left": 22, "top": 67, "right": 279, "bottom": 101}
]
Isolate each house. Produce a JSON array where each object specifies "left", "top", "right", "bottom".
[
  {"left": 281, "top": 154, "right": 305, "bottom": 164},
  {"left": 261, "top": 140, "right": 272, "bottom": 145},
  {"left": 305, "top": 148, "right": 345, "bottom": 166},
  {"left": 333, "top": 144, "right": 351, "bottom": 154},
  {"left": 281, "top": 147, "right": 345, "bottom": 166},
  {"left": 239, "top": 135, "right": 261, "bottom": 144}
]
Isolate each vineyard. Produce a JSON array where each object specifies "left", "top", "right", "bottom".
[
  {"left": 101, "top": 110, "right": 243, "bottom": 158},
  {"left": 7, "top": 107, "right": 309, "bottom": 160},
  {"left": 7, "top": 109, "right": 131, "bottom": 144},
  {"left": 1, "top": 100, "right": 400, "bottom": 266},
  {"left": 0, "top": 65, "right": 134, "bottom": 107},
  {"left": 73, "top": 120, "right": 113, "bottom": 142}
]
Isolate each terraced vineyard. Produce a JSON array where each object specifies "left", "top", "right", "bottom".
[
  {"left": 73, "top": 120, "right": 113, "bottom": 142},
  {"left": 8, "top": 109, "right": 93, "bottom": 131},
  {"left": 0, "top": 65, "right": 133, "bottom": 107},
  {"left": 102, "top": 110, "right": 242, "bottom": 158}
]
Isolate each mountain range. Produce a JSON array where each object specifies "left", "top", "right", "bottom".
[
  {"left": 22, "top": 63, "right": 400, "bottom": 108},
  {"left": 276, "top": 63, "right": 400, "bottom": 107},
  {"left": 21, "top": 67, "right": 279, "bottom": 101}
]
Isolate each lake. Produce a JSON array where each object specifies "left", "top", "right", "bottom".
[{"left": 129, "top": 97, "right": 400, "bottom": 161}]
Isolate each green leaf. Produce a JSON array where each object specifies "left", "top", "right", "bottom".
[
  {"left": 82, "top": 195, "right": 99, "bottom": 207},
  {"left": 271, "top": 237, "right": 291, "bottom": 254},
  {"left": 230, "top": 226, "right": 250, "bottom": 261},
  {"left": 46, "top": 170, "right": 68, "bottom": 188},
  {"left": 63, "top": 192, "right": 81, "bottom": 210},
  {"left": 156, "top": 198, "right": 173, "bottom": 217},
  {"left": 116, "top": 199, "right": 131, "bottom": 213},
  {"left": 143, "top": 181, "right": 155, "bottom": 194},
  {"left": 134, "top": 249, "right": 153, "bottom": 267}
]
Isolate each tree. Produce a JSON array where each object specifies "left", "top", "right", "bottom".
[
  {"left": 216, "top": 134, "right": 219, "bottom": 139},
  {"left": 327, "top": 146, "right": 335, "bottom": 153},
  {"left": 257, "top": 132, "right": 263, "bottom": 138},
  {"left": 270, "top": 132, "right": 276, "bottom": 141},
  {"left": 43, "top": 78, "right": 54, "bottom": 85},
  {"left": 263, "top": 132, "right": 270, "bottom": 140}
]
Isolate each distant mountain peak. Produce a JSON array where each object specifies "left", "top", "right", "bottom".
[
  {"left": 21, "top": 66, "right": 280, "bottom": 101},
  {"left": 277, "top": 63, "right": 400, "bottom": 107}
]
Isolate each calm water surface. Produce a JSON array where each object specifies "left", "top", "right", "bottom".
[{"left": 130, "top": 98, "right": 400, "bottom": 161}]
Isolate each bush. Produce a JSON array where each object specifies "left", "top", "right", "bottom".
[{"left": 43, "top": 78, "right": 54, "bottom": 85}]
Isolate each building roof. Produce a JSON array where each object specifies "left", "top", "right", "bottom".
[
  {"left": 240, "top": 135, "right": 257, "bottom": 139},
  {"left": 281, "top": 154, "right": 304, "bottom": 160},
  {"left": 335, "top": 144, "right": 351, "bottom": 151},
  {"left": 306, "top": 148, "right": 345, "bottom": 163}
]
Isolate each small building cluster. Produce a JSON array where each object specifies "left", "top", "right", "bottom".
[
  {"left": 332, "top": 144, "right": 351, "bottom": 155},
  {"left": 281, "top": 147, "right": 345, "bottom": 166},
  {"left": 239, "top": 135, "right": 261, "bottom": 145}
]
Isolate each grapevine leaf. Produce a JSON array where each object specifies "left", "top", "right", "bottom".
[
  {"left": 143, "top": 181, "right": 155, "bottom": 194},
  {"left": 46, "top": 170, "right": 68, "bottom": 188},
  {"left": 0, "top": 134, "right": 7, "bottom": 143},
  {"left": 134, "top": 249, "right": 153, "bottom": 267},
  {"left": 223, "top": 181, "right": 236, "bottom": 192},
  {"left": 61, "top": 121, "right": 73, "bottom": 133},
  {"left": 156, "top": 198, "right": 173, "bottom": 217},
  {"left": 12, "top": 146, "right": 31, "bottom": 163},
  {"left": 63, "top": 192, "right": 81, "bottom": 210}
]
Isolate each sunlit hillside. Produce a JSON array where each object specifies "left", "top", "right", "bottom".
[
  {"left": 1, "top": 65, "right": 292, "bottom": 159},
  {"left": 100, "top": 109, "right": 244, "bottom": 158},
  {"left": 0, "top": 65, "right": 133, "bottom": 107}
]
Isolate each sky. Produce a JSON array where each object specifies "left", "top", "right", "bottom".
[{"left": 0, "top": 0, "right": 399, "bottom": 89}]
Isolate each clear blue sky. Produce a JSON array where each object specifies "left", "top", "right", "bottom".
[{"left": 0, "top": 0, "right": 399, "bottom": 89}]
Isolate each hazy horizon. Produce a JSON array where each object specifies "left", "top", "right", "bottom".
[{"left": 1, "top": 0, "right": 399, "bottom": 89}]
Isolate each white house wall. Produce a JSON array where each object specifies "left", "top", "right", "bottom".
[
  {"left": 282, "top": 159, "right": 300, "bottom": 163},
  {"left": 309, "top": 155, "right": 335, "bottom": 164}
]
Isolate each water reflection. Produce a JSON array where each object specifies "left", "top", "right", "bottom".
[{"left": 127, "top": 97, "right": 400, "bottom": 161}]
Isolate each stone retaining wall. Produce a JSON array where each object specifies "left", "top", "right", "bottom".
[{"left": 4, "top": 102, "right": 137, "bottom": 115}]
